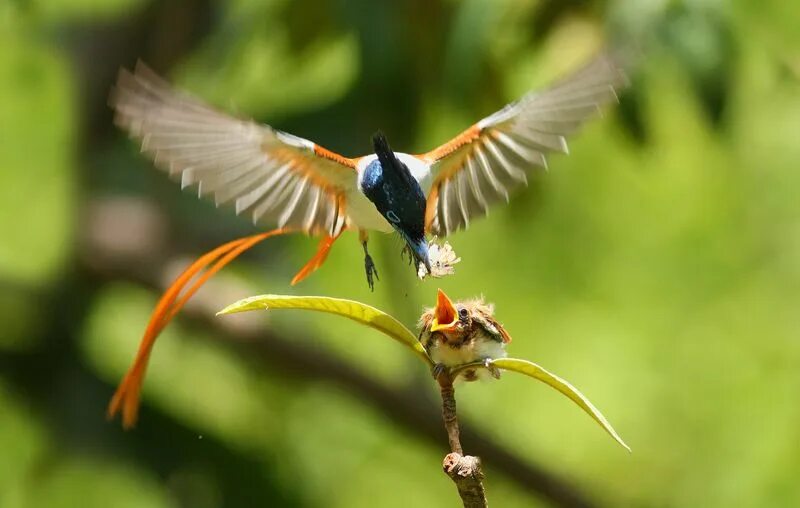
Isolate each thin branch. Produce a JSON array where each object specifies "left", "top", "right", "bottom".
[
  {"left": 437, "top": 370, "right": 488, "bottom": 507},
  {"left": 437, "top": 370, "right": 463, "bottom": 455}
]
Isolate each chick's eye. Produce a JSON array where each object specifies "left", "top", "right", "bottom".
[{"left": 458, "top": 308, "right": 468, "bottom": 319}]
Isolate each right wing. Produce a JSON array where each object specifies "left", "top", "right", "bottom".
[
  {"left": 419, "top": 52, "right": 628, "bottom": 236},
  {"left": 111, "top": 62, "right": 362, "bottom": 236}
]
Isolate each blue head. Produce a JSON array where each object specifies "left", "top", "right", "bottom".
[{"left": 361, "top": 132, "right": 431, "bottom": 272}]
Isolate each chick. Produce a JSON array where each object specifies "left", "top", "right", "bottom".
[{"left": 418, "top": 289, "right": 511, "bottom": 381}]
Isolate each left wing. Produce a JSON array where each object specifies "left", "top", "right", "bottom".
[
  {"left": 112, "top": 61, "right": 361, "bottom": 236},
  {"left": 419, "top": 52, "right": 628, "bottom": 236}
]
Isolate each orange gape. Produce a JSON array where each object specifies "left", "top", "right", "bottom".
[{"left": 107, "top": 228, "right": 342, "bottom": 428}]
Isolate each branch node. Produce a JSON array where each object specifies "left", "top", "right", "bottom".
[{"left": 443, "top": 453, "right": 487, "bottom": 508}]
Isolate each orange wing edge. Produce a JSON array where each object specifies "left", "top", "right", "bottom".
[
  {"left": 313, "top": 144, "right": 359, "bottom": 169},
  {"left": 420, "top": 124, "right": 483, "bottom": 232},
  {"left": 418, "top": 124, "right": 481, "bottom": 164}
]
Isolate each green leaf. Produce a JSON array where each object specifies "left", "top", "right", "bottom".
[
  {"left": 459, "top": 358, "right": 630, "bottom": 452},
  {"left": 217, "top": 295, "right": 432, "bottom": 366}
]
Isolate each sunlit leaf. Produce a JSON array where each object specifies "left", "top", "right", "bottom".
[
  {"left": 218, "top": 295, "right": 432, "bottom": 366},
  {"left": 454, "top": 358, "right": 630, "bottom": 451}
]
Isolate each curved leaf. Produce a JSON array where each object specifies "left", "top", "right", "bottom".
[
  {"left": 217, "top": 295, "right": 432, "bottom": 366},
  {"left": 456, "top": 358, "right": 630, "bottom": 451}
]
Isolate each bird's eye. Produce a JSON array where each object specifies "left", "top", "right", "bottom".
[{"left": 458, "top": 308, "right": 468, "bottom": 319}]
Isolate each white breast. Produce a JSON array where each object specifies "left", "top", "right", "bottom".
[
  {"left": 428, "top": 336, "right": 507, "bottom": 367},
  {"left": 345, "top": 190, "right": 393, "bottom": 232}
]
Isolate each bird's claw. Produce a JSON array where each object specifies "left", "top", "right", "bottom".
[
  {"left": 484, "top": 358, "right": 501, "bottom": 379},
  {"left": 401, "top": 244, "right": 415, "bottom": 266},
  {"left": 364, "top": 253, "right": 378, "bottom": 291},
  {"left": 432, "top": 363, "right": 449, "bottom": 381}
]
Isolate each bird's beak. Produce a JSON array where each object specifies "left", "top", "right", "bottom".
[
  {"left": 430, "top": 288, "right": 458, "bottom": 332},
  {"left": 407, "top": 236, "right": 432, "bottom": 274}
]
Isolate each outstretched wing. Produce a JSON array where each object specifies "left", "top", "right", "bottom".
[
  {"left": 111, "top": 62, "right": 360, "bottom": 236},
  {"left": 420, "top": 52, "right": 628, "bottom": 236}
]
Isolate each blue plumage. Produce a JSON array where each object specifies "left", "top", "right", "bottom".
[
  {"left": 361, "top": 133, "right": 430, "bottom": 271},
  {"left": 361, "top": 159, "right": 384, "bottom": 198}
]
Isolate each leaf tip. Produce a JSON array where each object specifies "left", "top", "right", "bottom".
[
  {"left": 216, "top": 302, "right": 241, "bottom": 316},
  {"left": 614, "top": 435, "right": 632, "bottom": 453}
]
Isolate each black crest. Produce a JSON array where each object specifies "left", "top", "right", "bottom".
[{"left": 372, "top": 132, "right": 418, "bottom": 192}]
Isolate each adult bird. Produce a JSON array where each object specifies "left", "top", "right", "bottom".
[
  {"left": 419, "top": 288, "right": 511, "bottom": 381},
  {"left": 111, "top": 52, "right": 626, "bottom": 290}
]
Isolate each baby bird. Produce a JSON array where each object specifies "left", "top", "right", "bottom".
[{"left": 418, "top": 289, "right": 512, "bottom": 381}]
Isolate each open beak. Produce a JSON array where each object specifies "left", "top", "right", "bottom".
[{"left": 430, "top": 288, "right": 458, "bottom": 332}]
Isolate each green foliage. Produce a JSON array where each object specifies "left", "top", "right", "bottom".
[
  {"left": 458, "top": 358, "right": 629, "bottom": 451},
  {"left": 24, "top": 457, "right": 175, "bottom": 508},
  {"left": 0, "top": 21, "right": 75, "bottom": 285},
  {"left": 0, "top": 383, "right": 49, "bottom": 506},
  {"left": 2, "top": 0, "right": 800, "bottom": 506},
  {"left": 179, "top": 28, "right": 359, "bottom": 120},
  {"left": 218, "top": 294, "right": 432, "bottom": 366},
  {"left": 29, "top": 0, "right": 146, "bottom": 21},
  {"left": 220, "top": 294, "right": 628, "bottom": 450}
]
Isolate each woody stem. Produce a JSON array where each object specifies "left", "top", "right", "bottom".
[
  {"left": 437, "top": 369, "right": 487, "bottom": 508},
  {"left": 437, "top": 370, "right": 463, "bottom": 454}
]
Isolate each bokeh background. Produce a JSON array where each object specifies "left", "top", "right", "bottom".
[{"left": 2, "top": 0, "right": 799, "bottom": 506}]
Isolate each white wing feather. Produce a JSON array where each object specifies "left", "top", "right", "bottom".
[
  {"left": 112, "top": 62, "right": 359, "bottom": 236},
  {"left": 424, "top": 53, "right": 628, "bottom": 236}
]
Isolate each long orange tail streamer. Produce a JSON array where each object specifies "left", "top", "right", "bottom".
[
  {"left": 290, "top": 232, "right": 342, "bottom": 285},
  {"left": 107, "top": 228, "right": 290, "bottom": 429}
]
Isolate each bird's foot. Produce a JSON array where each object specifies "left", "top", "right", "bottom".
[
  {"left": 400, "top": 244, "right": 415, "bottom": 267},
  {"left": 432, "top": 362, "right": 449, "bottom": 381},
  {"left": 361, "top": 237, "right": 379, "bottom": 291},
  {"left": 364, "top": 253, "right": 378, "bottom": 291},
  {"left": 483, "top": 358, "right": 501, "bottom": 379}
]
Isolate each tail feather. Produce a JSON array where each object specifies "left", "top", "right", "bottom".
[
  {"left": 291, "top": 232, "right": 342, "bottom": 285},
  {"left": 107, "top": 228, "right": 290, "bottom": 429}
]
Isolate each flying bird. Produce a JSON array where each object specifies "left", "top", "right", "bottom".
[
  {"left": 111, "top": 52, "right": 626, "bottom": 290},
  {"left": 419, "top": 288, "right": 511, "bottom": 381}
]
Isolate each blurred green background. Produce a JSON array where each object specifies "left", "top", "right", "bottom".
[{"left": 1, "top": 0, "right": 799, "bottom": 506}]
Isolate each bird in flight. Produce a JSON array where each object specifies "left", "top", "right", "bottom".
[
  {"left": 419, "top": 288, "right": 511, "bottom": 381},
  {"left": 111, "top": 51, "right": 627, "bottom": 291}
]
